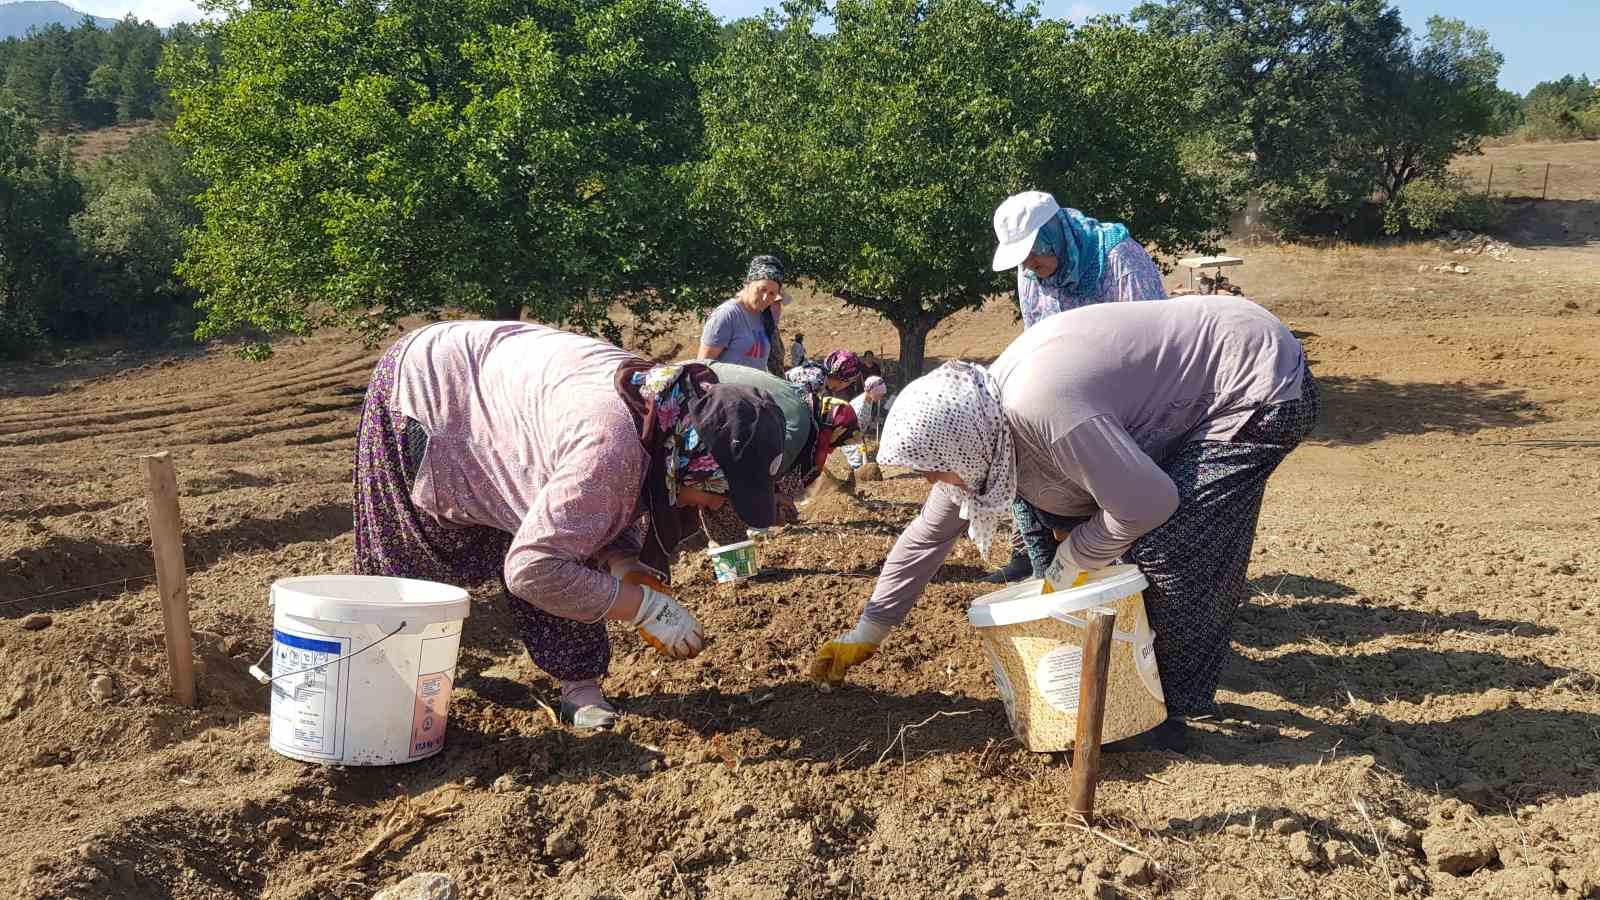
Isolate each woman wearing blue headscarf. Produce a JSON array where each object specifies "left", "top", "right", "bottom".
[
  {"left": 991, "top": 190, "right": 1167, "bottom": 329},
  {"left": 983, "top": 190, "right": 1169, "bottom": 583}
]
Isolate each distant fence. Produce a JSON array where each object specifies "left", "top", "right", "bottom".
[{"left": 1451, "top": 160, "right": 1600, "bottom": 202}]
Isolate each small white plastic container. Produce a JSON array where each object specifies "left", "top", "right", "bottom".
[
  {"left": 968, "top": 566, "right": 1166, "bottom": 751},
  {"left": 706, "top": 540, "right": 759, "bottom": 583},
  {"left": 260, "top": 575, "right": 469, "bottom": 766}
]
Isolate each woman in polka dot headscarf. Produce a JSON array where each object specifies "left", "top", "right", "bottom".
[{"left": 808, "top": 297, "right": 1320, "bottom": 746}]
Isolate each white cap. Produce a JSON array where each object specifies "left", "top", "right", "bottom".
[{"left": 991, "top": 190, "right": 1061, "bottom": 271}]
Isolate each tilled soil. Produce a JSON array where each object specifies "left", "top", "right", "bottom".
[{"left": 2, "top": 234, "right": 1599, "bottom": 900}]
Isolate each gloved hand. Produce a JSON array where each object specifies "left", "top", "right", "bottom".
[
  {"left": 809, "top": 617, "right": 890, "bottom": 689},
  {"left": 1042, "top": 536, "right": 1090, "bottom": 594},
  {"left": 625, "top": 574, "right": 705, "bottom": 659}
]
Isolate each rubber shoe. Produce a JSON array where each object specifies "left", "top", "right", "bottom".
[
  {"left": 560, "top": 700, "right": 619, "bottom": 731},
  {"left": 980, "top": 551, "right": 1034, "bottom": 585}
]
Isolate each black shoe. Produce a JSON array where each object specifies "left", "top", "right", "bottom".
[
  {"left": 981, "top": 551, "right": 1034, "bottom": 585},
  {"left": 1104, "top": 717, "right": 1189, "bottom": 754}
]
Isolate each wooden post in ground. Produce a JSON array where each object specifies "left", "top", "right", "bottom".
[
  {"left": 1485, "top": 164, "right": 1494, "bottom": 199},
  {"left": 1542, "top": 163, "right": 1551, "bottom": 200},
  {"left": 141, "top": 451, "right": 196, "bottom": 707},
  {"left": 1068, "top": 608, "right": 1117, "bottom": 822}
]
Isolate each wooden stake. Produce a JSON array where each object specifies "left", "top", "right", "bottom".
[
  {"left": 142, "top": 452, "right": 196, "bottom": 707},
  {"left": 1542, "top": 162, "right": 1551, "bottom": 200},
  {"left": 1068, "top": 607, "right": 1117, "bottom": 821}
]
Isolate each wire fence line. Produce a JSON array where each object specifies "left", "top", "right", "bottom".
[{"left": 1452, "top": 160, "right": 1600, "bottom": 202}]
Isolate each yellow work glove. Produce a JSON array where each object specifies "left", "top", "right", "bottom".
[
  {"left": 1042, "top": 537, "right": 1090, "bottom": 594},
  {"left": 809, "top": 617, "right": 890, "bottom": 688}
]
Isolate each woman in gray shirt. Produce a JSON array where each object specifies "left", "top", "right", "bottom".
[
  {"left": 808, "top": 297, "right": 1320, "bottom": 737},
  {"left": 698, "top": 255, "right": 788, "bottom": 371}
]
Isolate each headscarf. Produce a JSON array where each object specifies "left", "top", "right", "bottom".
[
  {"left": 863, "top": 376, "right": 887, "bottom": 400},
  {"left": 785, "top": 363, "right": 827, "bottom": 395},
  {"left": 1023, "top": 208, "right": 1129, "bottom": 297},
  {"left": 878, "top": 361, "right": 1015, "bottom": 557},
  {"left": 614, "top": 361, "right": 726, "bottom": 578},
  {"left": 746, "top": 254, "right": 786, "bottom": 285},
  {"left": 822, "top": 350, "right": 863, "bottom": 383}
]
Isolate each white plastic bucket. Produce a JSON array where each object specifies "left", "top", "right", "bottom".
[
  {"left": 968, "top": 566, "right": 1166, "bottom": 751},
  {"left": 263, "top": 575, "right": 470, "bottom": 766},
  {"left": 706, "top": 540, "right": 759, "bottom": 583}
]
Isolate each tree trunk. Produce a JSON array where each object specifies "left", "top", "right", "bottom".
[
  {"left": 894, "top": 318, "right": 932, "bottom": 389},
  {"left": 492, "top": 297, "right": 523, "bottom": 321}
]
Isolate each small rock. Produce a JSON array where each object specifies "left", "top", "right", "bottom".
[
  {"left": 87, "top": 675, "right": 118, "bottom": 703},
  {"left": 113, "top": 610, "right": 136, "bottom": 626},
  {"left": 544, "top": 826, "right": 580, "bottom": 860},
  {"left": 372, "top": 872, "right": 458, "bottom": 900},
  {"left": 264, "top": 818, "right": 294, "bottom": 839},
  {"left": 491, "top": 774, "right": 518, "bottom": 794},
  {"left": 1325, "top": 840, "right": 1360, "bottom": 867},
  {"left": 824, "top": 868, "right": 847, "bottom": 888},
  {"left": 834, "top": 802, "right": 859, "bottom": 827},
  {"left": 1224, "top": 823, "right": 1252, "bottom": 837},
  {"left": 1079, "top": 868, "right": 1116, "bottom": 900},
  {"left": 980, "top": 878, "right": 1006, "bottom": 897},
  {"left": 728, "top": 802, "right": 756, "bottom": 821},
  {"left": 1289, "top": 832, "right": 1322, "bottom": 869},
  {"left": 1117, "top": 855, "right": 1156, "bottom": 886},
  {"left": 1385, "top": 817, "right": 1421, "bottom": 850},
  {"left": 1421, "top": 826, "right": 1497, "bottom": 875},
  {"left": 222, "top": 635, "right": 247, "bottom": 655},
  {"left": 20, "top": 613, "right": 51, "bottom": 631},
  {"left": 796, "top": 824, "right": 819, "bottom": 853},
  {"left": 1271, "top": 817, "right": 1302, "bottom": 836}
]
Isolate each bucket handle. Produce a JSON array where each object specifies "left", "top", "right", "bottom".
[
  {"left": 248, "top": 620, "right": 408, "bottom": 686},
  {"left": 1048, "top": 607, "right": 1139, "bottom": 644}
]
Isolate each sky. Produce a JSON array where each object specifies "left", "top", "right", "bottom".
[{"left": 72, "top": 0, "right": 1592, "bottom": 95}]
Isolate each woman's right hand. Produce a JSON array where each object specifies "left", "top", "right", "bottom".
[
  {"left": 808, "top": 617, "right": 890, "bottom": 689},
  {"left": 627, "top": 576, "right": 705, "bottom": 659}
]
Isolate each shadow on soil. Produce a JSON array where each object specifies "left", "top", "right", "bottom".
[
  {"left": 1498, "top": 198, "right": 1600, "bottom": 249},
  {"left": 1313, "top": 374, "right": 1549, "bottom": 445}
]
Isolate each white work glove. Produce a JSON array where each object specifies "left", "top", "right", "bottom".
[
  {"left": 629, "top": 582, "right": 706, "bottom": 660},
  {"left": 1042, "top": 536, "right": 1089, "bottom": 594},
  {"left": 809, "top": 616, "right": 891, "bottom": 688}
]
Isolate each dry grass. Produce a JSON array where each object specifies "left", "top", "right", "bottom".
[
  {"left": 1453, "top": 139, "right": 1600, "bottom": 201},
  {"left": 59, "top": 120, "right": 162, "bottom": 167}
]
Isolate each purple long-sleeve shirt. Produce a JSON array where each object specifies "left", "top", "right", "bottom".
[
  {"left": 864, "top": 296, "right": 1305, "bottom": 626},
  {"left": 393, "top": 322, "right": 647, "bottom": 623},
  {"left": 1017, "top": 238, "right": 1168, "bottom": 328}
]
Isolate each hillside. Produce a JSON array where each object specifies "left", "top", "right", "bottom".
[{"left": 0, "top": 1, "right": 115, "bottom": 36}]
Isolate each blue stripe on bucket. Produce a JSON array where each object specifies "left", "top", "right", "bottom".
[{"left": 273, "top": 630, "right": 343, "bottom": 654}]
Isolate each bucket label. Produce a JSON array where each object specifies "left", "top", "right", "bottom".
[
  {"left": 269, "top": 628, "right": 349, "bottom": 758},
  {"left": 1035, "top": 645, "right": 1083, "bottom": 713},
  {"left": 408, "top": 633, "right": 459, "bottom": 759}
]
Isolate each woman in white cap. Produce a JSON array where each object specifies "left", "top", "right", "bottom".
[
  {"left": 808, "top": 296, "right": 1318, "bottom": 749},
  {"left": 986, "top": 190, "right": 1170, "bottom": 583},
  {"left": 991, "top": 190, "right": 1167, "bottom": 329}
]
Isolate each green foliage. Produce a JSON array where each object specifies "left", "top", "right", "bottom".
[
  {"left": 1519, "top": 75, "right": 1599, "bottom": 141},
  {"left": 166, "top": 0, "right": 734, "bottom": 350},
  {"left": 1134, "top": 2, "right": 1503, "bottom": 236},
  {"left": 0, "top": 17, "right": 209, "bottom": 130},
  {"left": 698, "top": 1, "right": 1227, "bottom": 376},
  {"left": 0, "top": 107, "right": 84, "bottom": 356},
  {"left": 1382, "top": 172, "right": 1502, "bottom": 236}
]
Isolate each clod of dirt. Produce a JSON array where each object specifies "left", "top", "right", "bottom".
[
  {"left": 726, "top": 802, "right": 756, "bottom": 821},
  {"left": 1079, "top": 866, "right": 1115, "bottom": 900},
  {"left": 87, "top": 674, "right": 118, "bottom": 703},
  {"left": 1325, "top": 840, "right": 1360, "bottom": 867},
  {"left": 1480, "top": 865, "right": 1558, "bottom": 898},
  {"left": 491, "top": 774, "right": 518, "bottom": 795},
  {"left": 20, "top": 613, "right": 52, "bottom": 631},
  {"left": 1422, "top": 825, "right": 1498, "bottom": 875},
  {"left": 1289, "top": 832, "right": 1323, "bottom": 869},
  {"left": 1224, "top": 823, "right": 1251, "bottom": 837},
  {"left": 1116, "top": 855, "right": 1156, "bottom": 886},
  {"left": 544, "top": 825, "right": 579, "bottom": 860},
  {"left": 796, "top": 824, "right": 819, "bottom": 853},
  {"left": 980, "top": 877, "right": 1006, "bottom": 897},
  {"left": 372, "top": 872, "right": 458, "bottom": 900},
  {"left": 856, "top": 463, "right": 882, "bottom": 482},
  {"left": 1385, "top": 817, "right": 1422, "bottom": 850},
  {"left": 1271, "top": 816, "right": 1303, "bottom": 836}
]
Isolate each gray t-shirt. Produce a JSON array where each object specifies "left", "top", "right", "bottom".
[
  {"left": 701, "top": 298, "right": 772, "bottom": 370},
  {"left": 864, "top": 296, "right": 1306, "bottom": 626}
]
